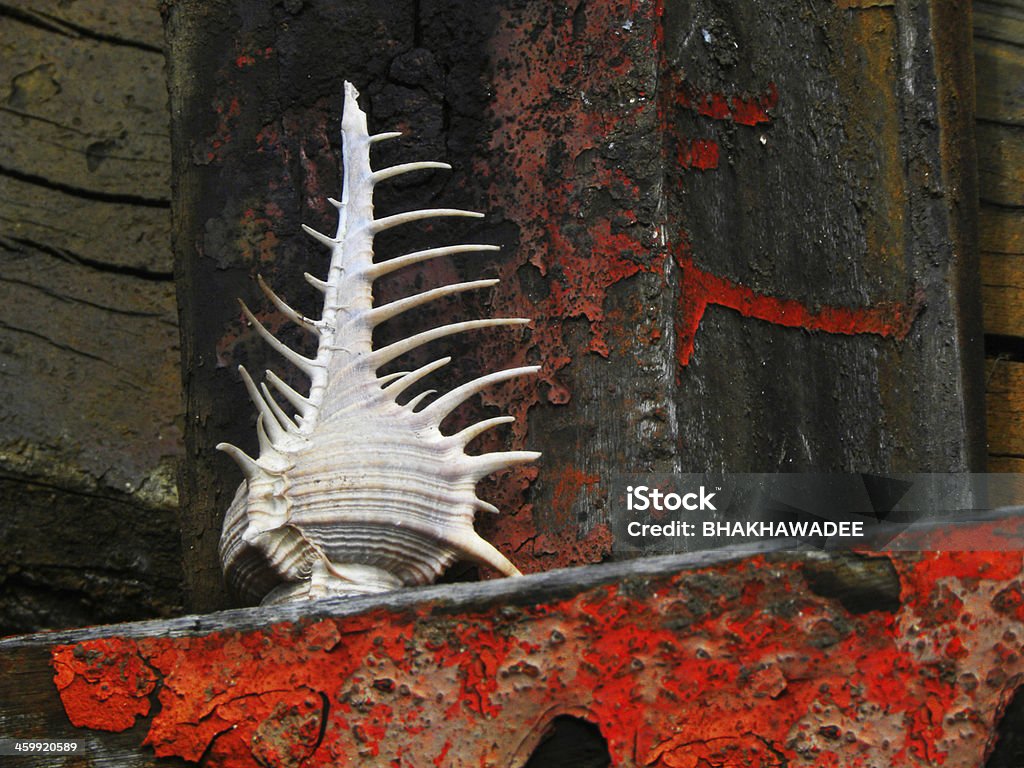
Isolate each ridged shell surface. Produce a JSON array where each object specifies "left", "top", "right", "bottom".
[{"left": 218, "top": 82, "right": 538, "bottom": 605}]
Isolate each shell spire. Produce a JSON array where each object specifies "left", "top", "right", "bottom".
[{"left": 218, "top": 81, "right": 539, "bottom": 605}]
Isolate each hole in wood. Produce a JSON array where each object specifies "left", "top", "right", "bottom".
[
  {"left": 801, "top": 553, "right": 901, "bottom": 614},
  {"left": 986, "top": 684, "right": 1024, "bottom": 768},
  {"left": 523, "top": 715, "right": 612, "bottom": 768}
]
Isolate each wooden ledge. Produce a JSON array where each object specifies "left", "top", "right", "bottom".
[{"left": 2, "top": 511, "right": 1023, "bottom": 767}]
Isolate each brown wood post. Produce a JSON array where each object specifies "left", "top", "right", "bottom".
[{"left": 165, "top": 0, "right": 982, "bottom": 612}]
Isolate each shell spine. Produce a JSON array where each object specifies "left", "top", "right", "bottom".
[{"left": 218, "top": 82, "right": 538, "bottom": 605}]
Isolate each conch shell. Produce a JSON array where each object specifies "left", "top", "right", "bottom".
[{"left": 218, "top": 82, "right": 538, "bottom": 605}]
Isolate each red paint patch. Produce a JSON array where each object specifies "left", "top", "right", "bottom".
[
  {"left": 472, "top": 0, "right": 662, "bottom": 569},
  {"left": 677, "top": 138, "right": 720, "bottom": 170},
  {"left": 673, "top": 81, "right": 779, "bottom": 126},
  {"left": 235, "top": 46, "right": 273, "bottom": 69},
  {"left": 544, "top": 219, "right": 654, "bottom": 360},
  {"left": 237, "top": 204, "right": 283, "bottom": 264},
  {"left": 550, "top": 466, "right": 601, "bottom": 526},
  {"left": 51, "top": 637, "right": 156, "bottom": 731},
  {"left": 660, "top": 68, "right": 924, "bottom": 371},
  {"left": 674, "top": 252, "right": 922, "bottom": 366},
  {"left": 994, "top": 582, "right": 1024, "bottom": 623},
  {"left": 433, "top": 740, "right": 452, "bottom": 766}
]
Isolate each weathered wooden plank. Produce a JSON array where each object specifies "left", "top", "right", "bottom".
[
  {"left": 982, "top": 253, "right": 1024, "bottom": 337},
  {"left": 0, "top": 469, "right": 183, "bottom": 634},
  {"left": 990, "top": 455, "right": 1024, "bottom": 472},
  {"left": 0, "top": 174, "right": 172, "bottom": 273},
  {"left": 987, "top": 359, "right": 1024, "bottom": 458},
  {"left": 1, "top": 0, "right": 165, "bottom": 48},
  {"left": 1, "top": 513, "right": 1022, "bottom": 767},
  {"left": 975, "top": 12, "right": 1024, "bottom": 126},
  {"left": 0, "top": 1, "right": 183, "bottom": 634},
  {"left": 976, "top": 0, "right": 1024, "bottom": 473},
  {"left": 974, "top": 0, "right": 1024, "bottom": 48},
  {"left": 978, "top": 123, "right": 1024, "bottom": 209},
  {"left": 0, "top": 14, "right": 169, "bottom": 200},
  {"left": 981, "top": 206, "right": 1024, "bottom": 256}
]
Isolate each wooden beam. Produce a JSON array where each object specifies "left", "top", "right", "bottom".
[
  {"left": 1, "top": 512, "right": 1022, "bottom": 766},
  {"left": 987, "top": 358, "right": 1024, "bottom": 457}
]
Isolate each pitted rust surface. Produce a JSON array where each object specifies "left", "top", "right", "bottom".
[{"left": 46, "top": 516, "right": 1024, "bottom": 766}]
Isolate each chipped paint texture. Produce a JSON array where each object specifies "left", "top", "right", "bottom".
[
  {"left": 673, "top": 253, "right": 924, "bottom": 366},
  {"left": 171, "top": 0, "right": 980, "bottom": 606},
  {"left": 52, "top": 637, "right": 157, "bottom": 732},
  {"left": 469, "top": 0, "right": 666, "bottom": 574},
  {"left": 472, "top": 0, "right": 930, "bottom": 569},
  {"left": 482, "top": 1, "right": 661, "bottom": 397},
  {"left": 659, "top": 70, "right": 922, "bottom": 368},
  {"left": 52, "top": 516, "right": 1024, "bottom": 767}
]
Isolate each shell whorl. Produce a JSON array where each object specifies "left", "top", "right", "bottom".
[{"left": 217, "top": 82, "right": 539, "bottom": 605}]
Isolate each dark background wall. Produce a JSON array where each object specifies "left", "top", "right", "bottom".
[{"left": 0, "top": 3, "right": 183, "bottom": 635}]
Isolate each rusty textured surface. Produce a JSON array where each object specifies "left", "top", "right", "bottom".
[
  {"left": 166, "top": 0, "right": 982, "bottom": 611},
  {"left": 0, "top": 513, "right": 1019, "bottom": 766}
]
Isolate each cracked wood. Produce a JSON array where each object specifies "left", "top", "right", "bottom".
[{"left": 0, "top": 0, "right": 183, "bottom": 636}]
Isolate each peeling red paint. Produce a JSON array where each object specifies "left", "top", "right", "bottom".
[
  {"left": 674, "top": 252, "right": 923, "bottom": 366},
  {"left": 472, "top": 2, "right": 930, "bottom": 571},
  {"left": 51, "top": 637, "right": 156, "bottom": 731},
  {"left": 550, "top": 466, "right": 601, "bottom": 527},
  {"left": 205, "top": 96, "right": 243, "bottom": 164},
  {"left": 235, "top": 46, "right": 273, "bottom": 69},
  {"left": 50, "top": 515, "right": 1024, "bottom": 766},
  {"left": 660, "top": 68, "right": 923, "bottom": 368},
  {"left": 483, "top": 0, "right": 654, "bottom": 382},
  {"left": 676, "top": 138, "right": 720, "bottom": 171},
  {"left": 994, "top": 583, "right": 1024, "bottom": 623},
  {"left": 672, "top": 81, "right": 779, "bottom": 126},
  {"left": 433, "top": 740, "right": 453, "bottom": 767},
  {"left": 471, "top": 0, "right": 661, "bottom": 571},
  {"left": 236, "top": 204, "right": 283, "bottom": 264},
  {"left": 543, "top": 219, "right": 654, "bottom": 360},
  {"left": 522, "top": 522, "right": 615, "bottom": 569}
]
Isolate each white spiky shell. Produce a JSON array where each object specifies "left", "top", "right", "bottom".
[{"left": 217, "top": 82, "right": 539, "bottom": 605}]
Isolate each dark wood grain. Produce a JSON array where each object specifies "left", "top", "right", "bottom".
[
  {"left": 0, "top": 1, "right": 183, "bottom": 634},
  {"left": 976, "top": 0, "right": 1024, "bottom": 472}
]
